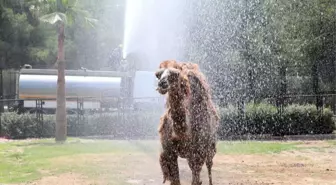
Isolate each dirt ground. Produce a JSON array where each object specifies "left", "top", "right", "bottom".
[{"left": 18, "top": 141, "right": 336, "bottom": 185}]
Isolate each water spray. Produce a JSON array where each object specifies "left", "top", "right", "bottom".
[{"left": 122, "top": 0, "right": 144, "bottom": 59}]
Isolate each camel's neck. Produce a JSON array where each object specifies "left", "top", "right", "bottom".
[
  {"left": 167, "top": 90, "right": 188, "bottom": 137},
  {"left": 167, "top": 91, "right": 185, "bottom": 111}
]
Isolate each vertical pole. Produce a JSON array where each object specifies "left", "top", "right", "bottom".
[{"left": 55, "top": 0, "right": 67, "bottom": 142}]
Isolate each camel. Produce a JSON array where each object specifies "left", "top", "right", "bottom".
[{"left": 155, "top": 60, "right": 219, "bottom": 185}]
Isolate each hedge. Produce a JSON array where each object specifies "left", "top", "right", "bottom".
[
  {"left": 0, "top": 111, "right": 161, "bottom": 139},
  {"left": 0, "top": 103, "right": 335, "bottom": 139},
  {"left": 218, "top": 103, "right": 335, "bottom": 138}
]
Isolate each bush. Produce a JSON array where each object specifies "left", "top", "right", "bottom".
[
  {"left": 218, "top": 103, "right": 336, "bottom": 138},
  {"left": 0, "top": 103, "right": 335, "bottom": 139},
  {"left": 0, "top": 111, "right": 161, "bottom": 139}
]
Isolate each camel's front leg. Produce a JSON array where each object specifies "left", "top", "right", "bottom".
[
  {"left": 159, "top": 113, "right": 180, "bottom": 184},
  {"left": 160, "top": 151, "right": 181, "bottom": 185}
]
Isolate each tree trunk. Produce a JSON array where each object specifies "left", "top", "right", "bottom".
[{"left": 55, "top": 23, "right": 67, "bottom": 142}]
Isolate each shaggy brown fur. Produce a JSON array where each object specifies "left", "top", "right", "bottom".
[
  {"left": 155, "top": 60, "right": 219, "bottom": 185},
  {"left": 158, "top": 60, "right": 219, "bottom": 121}
]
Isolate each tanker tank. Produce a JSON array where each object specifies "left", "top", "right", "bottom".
[
  {"left": 1, "top": 67, "right": 163, "bottom": 113},
  {"left": 18, "top": 69, "right": 127, "bottom": 111},
  {"left": 19, "top": 74, "right": 121, "bottom": 99}
]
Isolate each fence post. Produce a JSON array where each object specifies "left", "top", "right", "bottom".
[
  {"left": 35, "top": 99, "right": 44, "bottom": 138},
  {"left": 312, "top": 63, "right": 323, "bottom": 111},
  {"left": 277, "top": 65, "right": 287, "bottom": 114},
  {"left": 0, "top": 69, "right": 3, "bottom": 113},
  {"left": 76, "top": 97, "right": 79, "bottom": 137},
  {"left": 76, "top": 97, "right": 84, "bottom": 137},
  {"left": 41, "top": 100, "right": 44, "bottom": 137},
  {"left": 0, "top": 66, "right": 3, "bottom": 137},
  {"left": 247, "top": 65, "right": 255, "bottom": 103},
  {"left": 117, "top": 97, "right": 120, "bottom": 126},
  {"left": 0, "top": 111, "right": 2, "bottom": 137}
]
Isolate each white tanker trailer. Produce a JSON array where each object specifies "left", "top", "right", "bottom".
[{"left": 1, "top": 67, "right": 163, "bottom": 114}]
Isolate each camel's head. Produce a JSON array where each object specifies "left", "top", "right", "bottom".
[
  {"left": 155, "top": 60, "right": 191, "bottom": 96},
  {"left": 155, "top": 67, "right": 181, "bottom": 95}
]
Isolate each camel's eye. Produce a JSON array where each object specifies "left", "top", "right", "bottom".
[
  {"left": 155, "top": 69, "right": 164, "bottom": 79},
  {"left": 167, "top": 68, "right": 180, "bottom": 79}
]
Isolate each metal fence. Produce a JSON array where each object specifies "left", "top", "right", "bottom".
[
  {"left": 210, "top": 63, "right": 336, "bottom": 115},
  {"left": 0, "top": 94, "right": 335, "bottom": 139},
  {"left": 0, "top": 97, "right": 165, "bottom": 139},
  {"left": 214, "top": 94, "right": 336, "bottom": 116}
]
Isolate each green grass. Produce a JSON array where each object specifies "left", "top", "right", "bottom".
[
  {"left": 326, "top": 139, "right": 336, "bottom": 146},
  {"left": 0, "top": 138, "right": 160, "bottom": 183},
  {"left": 0, "top": 138, "right": 330, "bottom": 184},
  {"left": 216, "top": 141, "right": 298, "bottom": 154}
]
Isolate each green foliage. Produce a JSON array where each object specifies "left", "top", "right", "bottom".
[
  {"left": 0, "top": 111, "right": 161, "bottom": 139},
  {"left": 186, "top": 0, "right": 336, "bottom": 100},
  {"left": 218, "top": 103, "right": 336, "bottom": 138},
  {"left": 0, "top": 1, "right": 57, "bottom": 68},
  {"left": 0, "top": 0, "right": 122, "bottom": 69},
  {"left": 0, "top": 104, "right": 334, "bottom": 139}
]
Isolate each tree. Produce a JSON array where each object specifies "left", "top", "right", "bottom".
[
  {"left": 38, "top": 0, "right": 96, "bottom": 142},
  {"left": 183, "top": 0, "right": 335, "bottom": 109},
  {"left": 0, "top": 0, "right": 57, "bottom": 69},
  {"left": 74, "top": 0, "right": 125, "bottom": 70}
]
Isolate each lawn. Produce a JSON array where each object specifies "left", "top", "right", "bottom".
[{"left": 0, "top": 138, "right": 335, "bottom": 185}]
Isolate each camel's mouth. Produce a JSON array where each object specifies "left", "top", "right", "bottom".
[
  {"left": 156, "top": 76, "right": 170, "bottom": 95},
  {"left": 156, "top": 86, "right": 169, "bottom": 95}
]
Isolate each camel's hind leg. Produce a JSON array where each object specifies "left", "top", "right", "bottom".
[{"left": 160, "top": 151, "right": 181, "bottom": 185}]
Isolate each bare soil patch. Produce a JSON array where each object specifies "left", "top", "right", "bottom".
[{"left": 17, "top": 173, "right": 91, "bottom": 185}]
